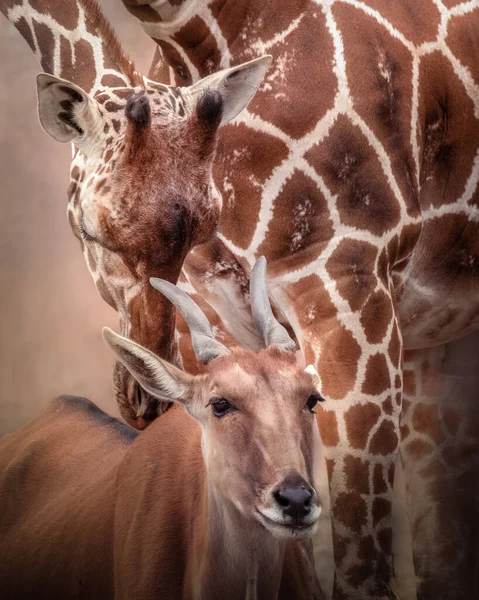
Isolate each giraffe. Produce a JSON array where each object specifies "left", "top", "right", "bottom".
[
  {"left": 0, "top": 0, "right": 270, "bottom": 429},
  {"left": 121, "top": 1, "right": 479, "bottom": 597},
  {"left": 399, "top": 331, "right": 479, "bottom": 600}
]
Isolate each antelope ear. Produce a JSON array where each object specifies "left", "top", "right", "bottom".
[
  {"left": 185, "top": 55, "right": 272, "bottom": 125},
  {"left": 36, "top": 73, "right": 99, "bottom": 143},
  {"left": 102, "top": 327, "right": 195, "bottom": 407}
]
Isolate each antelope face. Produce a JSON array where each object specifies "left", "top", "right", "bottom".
[{"left": 197, "top": 347, "right": 323, "bottom": 539}]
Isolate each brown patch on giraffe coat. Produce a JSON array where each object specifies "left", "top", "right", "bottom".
[
  {"left": 95, "top": 179, "right": 107, "bottom": 193},
  {"left": 316, "top": 407, "right": 339, "bottom": 447},
  {"left": 351, "top": 0, "right": 440, "bottom": 46},
  {"left": 287, "top": 274, "right": 337, "bottom": 329},
  {"left": 67, "top": 181, "right": 78, "bottom": 199},
  {"left": 388, "top": 464, "right": 394, "bottom": 487},
  {"left": 32, "top": 20, "right": 54, "bottom": 73},
  {"left": 104, "top": 149, "right": 114, "bottom": 163},
  {"left": 400, "top": 423, "right": 409, "bottom": 441},
  {"left": 67, "top": 211, "right": 80, "bottom": 240},
  {"left": 402, "top": 370, "right": 415, "bottom": 396},
  {"left": 373, "top": 464, "right": 387, "bottom": 494},
  {"left": 358, "top": 535, "right": 376, "bottom": 562},
  {"left": 418, "top": 51, "right": 479, "bottom": 209},
  {"left": 360, "top": 290, "right": 393, "bottom": 344},
  {"left": 287, "top": 273, "right": 359, "bottom": 400},
  {"left": 334, "top": 491, "right": 367, "bottom": 533},
  {"left": 382, "top": 396, "right": 393, "bottom": 416},
  {"left": 326, "top": 238, "right": 378, "bottom": 312},
  {"left": 373, "top": 498, "right": 391, "bottom": 528},
  {"left": 325, "top": 458, "right": 335, "bottom": 483},
  {"left": 216, "top": 123, "right": 288, "bottom": 250},
  {"left": 101, "top": 74, "right": 128, "bottom": 88},
  {"left": 345, "top": 403, "right": 381, "bottom": 450},
  {"left": 394, "top": 374, "right": 401, "bottom": 389},
  {"left": 104, "top": 101, "right": 123, "bottom": 113},
  {"left": 344, "top": 455, "right": 370, "bottom": 495},
  {"left": 317, "top": 325, "right": 362, "bottom": 400},
  {"left": 306, "top": 115, "right": 401, "bottom": 235},
  {"left": 446, "top": 9, "right": 479, "bottom": 88},
  {"left": 369, "top": 420, "right": 398, "bottom": 455},
  {"left": 333, "top": 533, "right": 349, "bottom": 566},
  {"left": 212, "top": 0, "right": 304, "bottom": 57},
  {"left": 346, "top": 566, "right": 369, "bottom": 588},
  {"left": 334, "top": 3, "right": 419, "bottom": 216},
  {"left": 405, "top": 438, "right": 434, "bottom": 459},
  {"left": 407, "top": 215, "right": 479, "bottom": 303},
  {"left": 257, "top": 170, "right": 333, "bottom": 272},
  {"left": 442, "top": 408, "right": 460, "bottom": 436},
  {"left": 153, "top": 39, "right": 192, "bottom": 85},
  {"left": 412, "top": 403, "right": 445, "bottom": 444},
  {"left": 40, "top": 0, "right": 79, "bottom": 30},
  {"left": 72, "top": 40, "right": 96, "bottom": 92},
  {"left": 362, "top": 353, "right": 391, "bottom": 396},
  {"left": 248, "top": 8, "right": 337, "bottom": 139},
  {"left": 377, "top": 527, "right": 392, "bottom": 554},
  {"left": 174, "top": 16, "right": 221, "bottom": 77},
  {"left": 78, "top": 0, "right": 141, "bottom": 86},
  {"left": 397, "top": 222, "right": 421, "bottom": 263},
  {"left": 13, "top": 17, "right": 35, "bottom": 52}
]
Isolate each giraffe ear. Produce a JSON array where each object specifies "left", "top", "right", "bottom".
[
  {"left": 36, "top": 73, "right": 99, "bottom": 143},
  {"left": 184, "top": 55, "right": 272, "bottom": 126}
]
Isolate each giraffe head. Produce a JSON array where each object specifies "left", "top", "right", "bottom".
[{"left": 36, "top": 56, "right": 271, "bottom": 428}]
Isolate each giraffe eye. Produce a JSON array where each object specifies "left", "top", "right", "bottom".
[{"left": 79, "top": 217, "right": 96, "bottom": 243}]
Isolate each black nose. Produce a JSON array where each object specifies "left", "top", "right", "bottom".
[{"left": 273, "top": 474, "right": 313, "bottom": 521}]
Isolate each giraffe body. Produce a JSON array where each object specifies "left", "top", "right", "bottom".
[{"left": 122, "top": 0, "right": 479, "bottom": 597}]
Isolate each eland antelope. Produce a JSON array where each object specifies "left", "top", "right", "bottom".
[{"left": 0, "top": 258, "right": 325, "bottom": 599}]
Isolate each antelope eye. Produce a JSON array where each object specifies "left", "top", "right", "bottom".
[
  {"left": 305, "top": 394, "right": 323, "bottom": 413},
  {"left": 211, "top": 399, "right": 236, "bottom": 418}
]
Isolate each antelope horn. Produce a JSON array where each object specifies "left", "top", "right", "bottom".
[
  {"left": 250, "top": 256, "right": 296, "bottom": 352},
  {"left": 149, "top": 278, "right": 230, "bottom": 364}
]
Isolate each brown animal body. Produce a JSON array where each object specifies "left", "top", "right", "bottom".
[
  {"left": 0, "top": 260, "right": 325, "bottom": 599},
  {"left": 0, "top": 397, "right": 315, "bottom": 599}
]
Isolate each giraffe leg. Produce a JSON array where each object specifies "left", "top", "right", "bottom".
[
  {"left": 281, "top": 274, "right": 403, "bottom": 598},
  {"left": 401, "top": 331, "right": 479, "bottom": 600}
]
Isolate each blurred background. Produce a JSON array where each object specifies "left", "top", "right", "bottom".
[{"left": 0, "top": 1, "right": 155, "bottom": 434}]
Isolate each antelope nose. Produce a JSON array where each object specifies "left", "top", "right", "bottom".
[{"left": 273, "top": 476, "right": 313, "bottom": 520}]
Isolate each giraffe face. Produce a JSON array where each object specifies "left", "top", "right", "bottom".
[
  {"left": 65, "top": 82, "right": 225, "bottom": 347},
  {"left": 66, "top": 83, "right": 222, "bottom": 308}
]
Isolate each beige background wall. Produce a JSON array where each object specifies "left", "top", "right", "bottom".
[{"left": 0, "top": 2, "right": 155, "bottom": 434}]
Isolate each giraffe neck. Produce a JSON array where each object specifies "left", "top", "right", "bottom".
[{"left": 1, "top": 0, "right": 142, "bottom": 92}]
